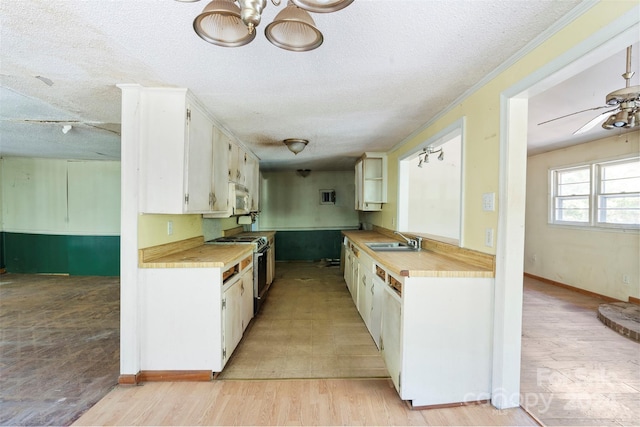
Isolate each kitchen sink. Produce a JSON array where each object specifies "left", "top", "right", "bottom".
[{"left": 365, "top": 242, "right": 419, "bottom": 252}]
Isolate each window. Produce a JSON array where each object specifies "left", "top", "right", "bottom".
[{"left": 550, "top": 157, "right": 640, "bottom": 229}]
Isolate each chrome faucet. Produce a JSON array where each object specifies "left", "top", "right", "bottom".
[{"left": 394, "top": 231, "right": 422, "bottom": 249}]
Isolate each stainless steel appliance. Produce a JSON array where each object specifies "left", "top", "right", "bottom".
[{"left": 206, "top": 235, "right": 270, "bottom": 314}]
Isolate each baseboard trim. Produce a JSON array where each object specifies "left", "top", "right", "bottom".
[
  {"left": 118, "top": 373, "right": 140, "bottom": 385},
  {"left": 629, "top": 296, "right": 640, "bottom": 305},
  {"left": 409, "top": 399, "right": 489, "bottom": 411},
  {"left": 524, "top": 273, "right": 622, "bottom": 303},
  {"left": 137, "top": 370, "right": 212, "bottom": 382}
]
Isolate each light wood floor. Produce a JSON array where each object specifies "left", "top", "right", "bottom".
[
  {"left": 4, "top": 263, "right": 638, "bottom": 425},
  {"left": 521, "top": 275, "right": 640, "bottom": 426},
  {"left": 74, "top": 262, "right": 537, "bottom": 426}
]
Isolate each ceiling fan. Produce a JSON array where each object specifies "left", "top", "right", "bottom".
[{"left": 538, "top": 45, "right": 640, "bottom": 134}]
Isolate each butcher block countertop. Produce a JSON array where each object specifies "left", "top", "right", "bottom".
[
  {"left": 342, "top": 230, "right": 494, "bottom": 279},
  {"left": 139, "top": 236, "right": 253, "bottom": 268}
]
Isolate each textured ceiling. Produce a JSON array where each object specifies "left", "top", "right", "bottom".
[{"left": 2, "top": 0, "right": 626, "bottom": 171}]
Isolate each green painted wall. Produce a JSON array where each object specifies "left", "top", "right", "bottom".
[
  {"left": 0, "top": 232, "right": 5, "bottom": 270},
  {"left": 3, "top": 232, "right": 119, "bottom": 276},
  {"left": 275, "top": 230, "right": 343, "bottom": 261},
  {"left": 1, "top": 158, "right": 121, "bottom": 276}
]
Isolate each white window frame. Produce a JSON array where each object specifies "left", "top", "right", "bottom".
[{"left": 549, "top": 155, "right": 640, "bottom": 230}]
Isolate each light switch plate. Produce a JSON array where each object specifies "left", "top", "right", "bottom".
[
  {"left": 485, "top": 228, "right": 494, "bottom": 247},
  {"left": 482, "top": 193, "right": 495, "bottom": 211}
]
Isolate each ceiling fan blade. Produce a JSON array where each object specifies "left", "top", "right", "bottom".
[
  {"left": 537, "top": 105, "right": 611, "bottom": 126},
  {"left": 573, "top": 108, "right": 618, "bottom": 135}
]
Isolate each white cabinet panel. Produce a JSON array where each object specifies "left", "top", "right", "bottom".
[
  {"left": 185, "top": 102, "right": 214, "bottom": 212},
  {"left": 241, "top": 267, "right": 254, "bottom": 331},
  {"left": 223, "top": 276, "right": 243, "bottom": 363},
  {"left": 381, "top": 285, "right": 402, "bottom": 392},
  {"left": 355, "top": 152, "right": 387, "bottom": 211},
  {"left": 211, "top": 127, "right": 230, "bottom": 212}
]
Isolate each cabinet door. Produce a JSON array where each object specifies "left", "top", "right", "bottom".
[
  {"left": 357, "top": 268, "right": 372, "bottom": 327},
  {"left": 241, "top": 267, "right": 254, "bottom": 332},
  {"left": 211, "top": 127, "right": 230, "bottom": 211},
  {"left": 227, "top": 140, "right": 240, "bottom": 183},
  {"left": 266, "top": 237, "right": 275, "bottom": 285},
  {"left": 370, "top": 277, "right": 383, "bottom": 349},
  {"left": 343, "top": 249, "right": 352, "bottom": 288},
  {"left": 381, "top": 287, "right": 402, "bottom": 392},
  {"left": 354, "top": 160, "right": 363, "bottom": 210},
  {"left": 223, "top": 278, "right": 243, "bottom": 364},
  {"left": 185, "top": 103, "right": 214, "bottom": 213},
  {"left": 245, "top": 156, "right": 259, "bottom": 211}
]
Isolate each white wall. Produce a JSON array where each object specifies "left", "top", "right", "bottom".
[
  {"left": 406, "top": 134, "right": 462, "bottom": 240},
  {"left": 1, "top": 157, "right": 120, "bottom": 235},
  {"left": 524, "top": 131, "right": 640, "bottom": 301},
  {"left": 259, "top": 170, "right": 359, "bottom": 230}
]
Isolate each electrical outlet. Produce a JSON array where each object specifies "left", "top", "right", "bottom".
[
  {"left": 167, "top": 221, "right": 173, "bottom": 236},
  {"left": 532, "top": 254, "right": 537, "bottom": 263},
  {"left": 485, "top": 228, "right": 494, "bottom": 247},
  {"left": 622, "top": 274, "right": 630, "bottom": 285},
  {"left": 482, "top": 192, "right": 495, "bottom": 212}
]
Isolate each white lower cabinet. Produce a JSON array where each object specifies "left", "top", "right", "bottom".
[
  {"left": 241, "top": 267, "right": 254, "bottom": 331},
  {"left": 222, "top": 273, "right": 244, "bottom": 364},
  {"left": 343, "top": 237, "right": 494, "bottom": 408},
  {"left": 381, "top": 284, "right": 402, "bottom": 390},
  {"left": 140, "top": 255, "right": 253, "bottom": 373},
  {"left": 384, "top": 273, "right": 494, "bottom": 407}
]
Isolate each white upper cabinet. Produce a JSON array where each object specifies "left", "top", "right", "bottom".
[
  {"left": 355, "top": 152, "right": 387, "bottom": 211},
  {"left": 139, "top": 87, "right": 263, "bottom": 216},
  {"left": 227, "top": 140, "right": 244, "bottom": 185},
  {"left": 227, "top": 137, "right": 260, "bottom": 212},
  {"left": 245, "top": 155, "right": 260, "bottom": 212},
  {"left": 211, "top": 127, "right": 230, "bottom": 212},
  {"left": 140, "top": 88, "right": 214, "bottom": 214}
]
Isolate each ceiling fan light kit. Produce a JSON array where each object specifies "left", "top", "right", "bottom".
[
  {"left": 540, "top": 45, "right": 640, "bottom": 134},
  {"left": 600, "top": 45, "right": 639, "bottom": 131},
  {"left": 181, "top": 0, "right": 352, "bottom": 51}
]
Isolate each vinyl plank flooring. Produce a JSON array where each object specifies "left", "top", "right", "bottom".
[
  {"left": 520, "top": 275, "right": 640, "bottom": 426},
  {"left": 218, "top": 262, "right": 388, "bottom": 380},
  {"left": 0, "top": 273, "right": 120, "bottom": 426}
]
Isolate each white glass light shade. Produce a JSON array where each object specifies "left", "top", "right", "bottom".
[
  {"left": 602, "top": 114, "right": 617, "bottom": 130},
  {"left": 265, "top": 4, "right": 323, "bottom": 51},
  {"left": 283, "top": 138, "right": 308, "bottom": 154},
  {"left": 613, "top": 110, "right": 629, "bottom": 127},
  {"left": 291, "top": 0, "right": 354, "bottom": 13},
  {"left": 193, "top": 0, "right": 256, "bottom": 47}
]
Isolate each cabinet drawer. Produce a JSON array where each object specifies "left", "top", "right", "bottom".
[
  {"left": 240, "top": 256, "right": 252, "bottom": 271},
  {"left": 389, "top": 276, "right": 402, "bottom": 296}
]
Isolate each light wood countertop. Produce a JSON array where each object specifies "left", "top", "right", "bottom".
[
  {"left": 139, "top": 243, "right": 253, "bottom": 269},
  {"left": 342, "top": 230, "right": 494, "bottom": 278}
]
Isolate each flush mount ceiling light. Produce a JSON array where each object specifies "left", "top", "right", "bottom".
[
  {"left": 177, "top": 0, "right": 353, "bottom": 51},
  {"left": 283, "top": 138, "right": 308, "bottom": 154}
]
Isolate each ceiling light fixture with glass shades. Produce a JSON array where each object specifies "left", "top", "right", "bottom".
[{"left": 175, "top": 0, "right": 354, "bottom": 52}]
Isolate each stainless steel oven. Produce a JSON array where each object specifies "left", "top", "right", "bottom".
[{"left": 205, "top": 235, "right": 270, "bottom": 314}]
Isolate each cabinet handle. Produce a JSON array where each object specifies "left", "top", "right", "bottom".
[{"left": 240, "top": 283, "right": 244, "bottom": 295}]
